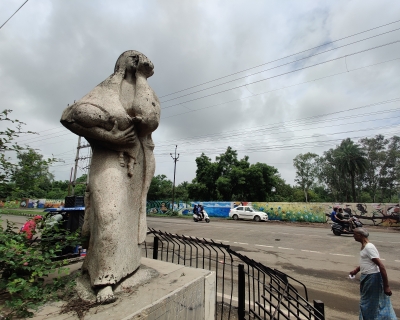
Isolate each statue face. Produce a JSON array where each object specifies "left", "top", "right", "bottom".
[
  {"left": 126, "top": 55, "right": 140, "bottom": 73},
  {"left": 114, "top": 50, "right": 154, "bottom": 77}
]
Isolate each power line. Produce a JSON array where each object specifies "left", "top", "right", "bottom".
[
  {"left": 161, "top": 57, "right": 400, "bottom": 120},
  {"left": 17, "top": 131, "right": 70, "bottom": 144},
  {"left": 53, "top": 119, "right": 400, "bottom": 164},
  {"left": 160, "top": 28, "right": 400, "bottom": 104},
  {"left": 23, "top": 98, "right": 400, "bottom": 159},
  {"left": 0, "top": 0, "right": 29, "bottom": 30},
  {"left": 155, "top": 114, "right": 400, "bottom": 153},
  {"left": 155, "top": 126, "right": 400, "bottom": 156},
  {"left": 159, "top": 19, "right": 400, "bottom": 99},
  {"left": 154, "top": 128, "right": 400, "bottom": 157},
  {"left": 13, "top": 58, "right": 399, "bottom": 146},
  {"left": 11, "top": 27, "right": 400, "bottom": 143},
  {"left": 16, "top": 55, "right": 400, "bottom": 146},
  {"left": 162, "top": 40, "right": 400, "bottom": 110},
  {"left": 157, "top": 98, "right": 400, "bottom": 148},
  {"left": 17, "top": 125, "right": 66, "bottom": 139}
]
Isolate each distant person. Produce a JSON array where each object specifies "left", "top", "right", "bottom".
[
  {"left": 350, "top": 228, "right": 396, "bottom": 319},
  {"left": 20, "top": 215, "right": 42, "bottom": 240},
  {"left": 45, "top": 213, "right": 64, "bottom": 229},
  {"left": 337, "top": 208, "right": 351, "bottom": 232},
  {"left": 198, "top": 205, "right": 204, "bottom": 219},
  {"left": 193, "top": 204, "right": 198, "bottom": 216},
  {"left": 330, "top": 206, "right": 339, "bottom": 222},
  {"left": 331, "top": 207, "right": 348, "bottom": 231}
]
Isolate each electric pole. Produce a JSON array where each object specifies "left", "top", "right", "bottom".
[
  {"left": 69, "top": 136, "right": 91, "bottom": 196},
  {"left": 170, "top": 145, "right": 179, "bottom": 212}
]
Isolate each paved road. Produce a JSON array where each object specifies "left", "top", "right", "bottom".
[
  {"left": 3, "top": 214, "right": 399, "bottom": 319},
  {"left": 146, "top": 216, "right": 400, "bottom": 319}
]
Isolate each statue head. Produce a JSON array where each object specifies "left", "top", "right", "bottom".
[{"left": 114, "top": 50, "right": 154, "bottom": 78}]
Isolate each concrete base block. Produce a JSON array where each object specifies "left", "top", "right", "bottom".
[
  {"left": 31, "top": 257, "right": 216, "bottom": 320},
  {"left": 75, "top": 264, "right": 160, "bottom": 303}
]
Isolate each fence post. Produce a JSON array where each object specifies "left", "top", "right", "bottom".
[
  {"left": 313, "top": 300, "right": 324, "bottom": 320},
  {"left": 153, "top": 236, "right": 159, "bottom": 260},
  {"left": 238, "top": 264, "right": 245, "bottom": 320}
]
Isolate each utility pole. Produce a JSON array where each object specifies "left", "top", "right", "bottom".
[
  {"left": 69, "top": 136, "right": 91, "bottom": 196},
  {"left": 170, "top": 145, "right": 179, "bottom": 212}
]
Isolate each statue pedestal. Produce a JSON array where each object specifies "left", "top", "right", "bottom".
[{"left": 32, "top": 258, "right": 216, "bottom": 320}]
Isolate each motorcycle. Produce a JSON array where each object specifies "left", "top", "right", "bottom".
[
  {"left": 331, "top": 214, "right": 363, "bottom": 236},
  {"left": 193, "top": 210, "right": 210, "bottom": 223}
]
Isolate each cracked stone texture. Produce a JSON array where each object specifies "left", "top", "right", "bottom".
[{"left": 60, "top": 50, "right": 160, "bottom": 289}]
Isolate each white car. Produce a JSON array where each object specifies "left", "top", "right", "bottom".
[{"left": 229, "top": 206, "right": 268, "bottom": 222}]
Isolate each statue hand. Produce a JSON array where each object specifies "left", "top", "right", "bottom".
[{"left": 109, "top": 120, "right": 136, "bottom": 145}]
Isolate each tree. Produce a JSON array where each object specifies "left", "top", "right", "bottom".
[
  {"left": 318, "top": 147, "right": 353, "bottom": 202},
  {"left": 335, "top": 138, "right": 368, "bottom": 202},
  {"left": 0, "top": 110, "right": 58, "bottom": 199},
  {"left": 190, "top": 153, "right": 218, "bottom": 200},
  {"left": 1, "top": 110, "right": 36, "bottom": 198},
  {"left": 147, "top": 174, "right": 172, "bottom": 200},
  {"left": 73, "top": 174, "right": 88, "bottom": 196},
  {"left": 318, "top": 149, "right": 339, "bottom": 201},
  {"left": 190, "top": 147, "right": 282, "bottom": 201},
  {"left": 270, "top": 176, "right": 294, "bottom": 202},
  {"left": 46, "top": 180, "right": 69, "bottom": 199},
  {"left": 293, "top": 153, "right": 319, "bottom": 202},
  {"left": 174, "top": 181, "right": 190, "bottom": 202},
  {"left": 359, "top": 135, "right": 388, "bottom": 202},
  {"left": 11, "top": 149, "right": 55, "bottom": 198},
  {"left": 379, "top": 136, "right": 400, "bottom": 202}
]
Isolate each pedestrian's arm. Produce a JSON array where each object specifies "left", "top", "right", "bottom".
[
  {"left": 349, "top": 266, "right": 360, "bottom": 276},
  {"left": 371, "top": 258, "right": 392, "bottom": 296}
]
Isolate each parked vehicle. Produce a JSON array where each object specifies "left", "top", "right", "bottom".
[
  {"left": 193, "top": 209, "right": 210, "bottom": 223},
  {"left": 229, "top": 206, "right": 268, "bottom": 222},
  {"left": 331, "top": 215, "right": 363, "bottom": 236}
]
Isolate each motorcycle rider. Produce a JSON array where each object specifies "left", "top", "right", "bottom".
[
  {"left": 330, "top": 206, "right": 339, "bottom": 222},
  {"left": 193, "top": 204, "right": 198, "bottom": 217},
  {"left": 198, "top": 205, "right": 204, "bottom": 220},
  {"left": 331, "top": 207, "right": 349, "bottom": 232}
]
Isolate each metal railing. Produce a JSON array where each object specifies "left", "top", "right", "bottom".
[{"left": 143, "top": 228, "right": 324, "bottom": 320}]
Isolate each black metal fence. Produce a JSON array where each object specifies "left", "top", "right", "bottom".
[{"left": 143, "top": 228, "right": 324, "bottom": 320}]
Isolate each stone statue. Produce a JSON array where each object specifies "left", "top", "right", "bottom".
[{"left": 60, "top": 50, "right": 160, "bottom": 302}]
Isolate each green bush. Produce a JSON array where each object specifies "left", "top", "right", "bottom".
[{"left": 0, "top": 215, "right": 81, "bottom": 319}]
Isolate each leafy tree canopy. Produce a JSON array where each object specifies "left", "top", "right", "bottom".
[{"left": 189, "top": 147, "right": 288, "bottom": 201}]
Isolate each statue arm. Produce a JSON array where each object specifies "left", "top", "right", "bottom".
[{"left": 61, "top": 103, "right": 135, "bottom": 146}]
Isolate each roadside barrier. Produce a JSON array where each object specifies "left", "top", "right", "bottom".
[{"left": 143, "top": 228, "right": 324, "bottom": 320}]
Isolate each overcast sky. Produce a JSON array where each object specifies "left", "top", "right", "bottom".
[{"left": 1, "top": 0, "right": 400, "bottom": 187}]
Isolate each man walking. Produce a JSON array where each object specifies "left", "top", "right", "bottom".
[{"left": 349, "top": 228, "right": 397, "bottom": 319}]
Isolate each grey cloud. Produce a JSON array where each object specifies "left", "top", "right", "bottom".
[{"left": 1, "top": 0, "right": 399, "bottom": 185}]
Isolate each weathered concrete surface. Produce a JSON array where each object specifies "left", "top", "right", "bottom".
[
  {"left": 30, "top": 258, "right": 216, "bottom": 320},
  {"left": 60, "top": 50, "right": 161, "bottom": 302},
  {"left": 75, "top": 264, "right": 160, "bottom": 303}
]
